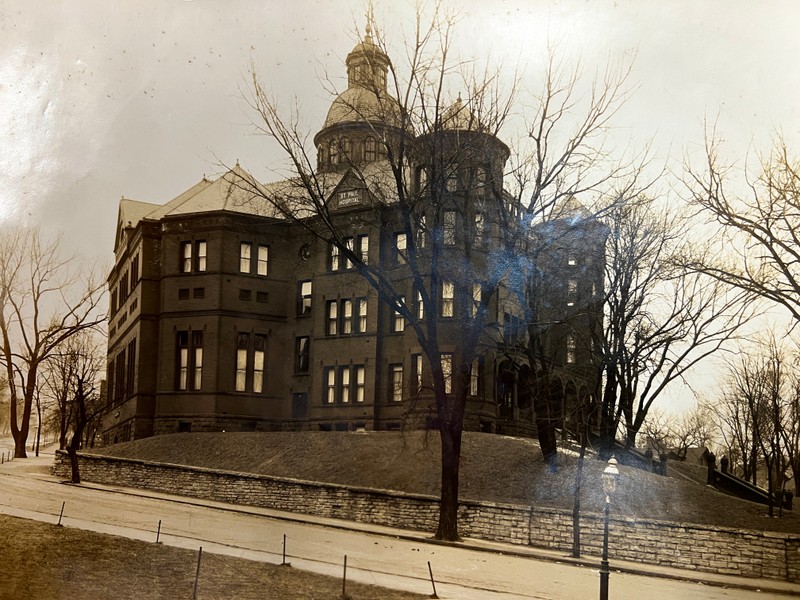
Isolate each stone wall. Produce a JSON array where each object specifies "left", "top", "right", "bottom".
[{"left": 54, "top": 451, "right": 800, "bottom": 582}]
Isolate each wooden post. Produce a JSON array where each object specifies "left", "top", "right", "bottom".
[
  {"left": 57, "top": 501, "right": 65, "bottom": 527},
  {"left": 192, "top": 547, "right": 203, "bottom": 600},
  {"left": 428, "top": 561, "right": 439, "bottom": 599},
  {"left": 341, "top": 555, "right": 348, "bottom": 599}
]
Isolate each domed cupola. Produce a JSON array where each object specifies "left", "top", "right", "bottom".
[
  {"left": 314, "top": 24, "right": 405, "bottom": 173},
  {"left": 413, "top": 95, "right": 510, "bottom": 200}
]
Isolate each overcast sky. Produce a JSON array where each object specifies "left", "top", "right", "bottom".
[{"left": 2, "top": 0, "right": 799, "bottom": 412}]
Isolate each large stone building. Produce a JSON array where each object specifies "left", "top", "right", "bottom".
[{"left": 101, "top": 30, "right": 607, "bottom": 444}]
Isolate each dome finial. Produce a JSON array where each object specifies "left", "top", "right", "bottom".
[{"left": 365, "top": 4, "right": 375, "bottom": 42}]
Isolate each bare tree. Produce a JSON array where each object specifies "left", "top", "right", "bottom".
[
  {"left": 642, "top": 405, "right": 713, "bottom": 458},
  {"left": 233, "top": 5, "right": 639, "bottom": 540},
  {"left": 685, "top": 134, "right": 800, "bottom": 326},
  {"left": 0, "top": 227, "right": 105, "bottom": 458},
  {"left": 718, "top": 336, "right": 797, "bottom": 515},
  {"left": 706, "top": 385, "right": 758, "bottom": 484},
  {"left": 597, "top": 193, "right": 750, "bottom": 450},
  {"left": 51, "top": 332, "right": 107, "bottom": 483}
]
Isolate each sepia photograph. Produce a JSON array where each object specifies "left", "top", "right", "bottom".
[{"left": 1, "top": 1, "right": 799, "bottom": 598}]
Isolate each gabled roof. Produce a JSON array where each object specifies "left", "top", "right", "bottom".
[
  {"left": 551, "top": 196, "right": 593, "bottom": 221},
  {"left": 114, "top": 198, "right": 159, "bottom": 253},
  {"left": 145, "top": 164, "right": 283, "bottom": 220}
]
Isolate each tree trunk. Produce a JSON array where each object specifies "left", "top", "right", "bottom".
[
  {"left": 532, "top": 392, "right": 558, "bottom": 471},
  {"left": 599, "top": 370, "right": 617, "bottom": 459},
  {"left": 35, "top": 400, "right": 42, "bottom": 457},
  {"left": 765, "top": 457, "right": 774, "bottom": 518},
  {"left": 66, "top": 445, "right": 81, "bottom": 484},
  {"left": 571, "top": 437, "right": 587, "bottom": 558},
  {"left": 435, "top": 421, "right": 462, "bottom": 541},
  {"left": 625, "top": 427, "right": 637, "bottom": 448},
  {"left": 793, "top": 458, "right": 800, "bottom": 497}
]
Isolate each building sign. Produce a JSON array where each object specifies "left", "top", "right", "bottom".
[{"left": 337, "top": 188, "right": 363, "bottom": 207}]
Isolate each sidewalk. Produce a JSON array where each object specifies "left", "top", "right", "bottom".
[{"left": 8, "top": 451, "right": 796, "bottom": 598}]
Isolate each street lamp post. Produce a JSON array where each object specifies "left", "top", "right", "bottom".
[{"left": 600, "top": 456, "right": 620, "bottom": 600}]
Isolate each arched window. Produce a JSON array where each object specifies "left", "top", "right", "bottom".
[
  {"left": 329, "top": 140, "right": 339, "bottom": 164},
  {"left": 317, "top": 145, "right": 325, "bottom": 167},
  {"left": 341, "top": 137, "right": 351, "bottom": 161},
  {"left": 476, "top": 167, "right": 486, "bottom": 197},
  {"left": 364, "top": 137, "right": 376, "bottom": 162}
]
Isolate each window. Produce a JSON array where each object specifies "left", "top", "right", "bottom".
[
  {"left": 417, "top": 290, "right": 424, "bottom": 319},
  {"left": 446, "top": 176, "right": 457, "bottom": 192},
  {"left": 329, "top": 140, "right": 339, "bottom": 164},
  {"left": 474, "top": 212, "right": 484, "bottom": 245},
  {"left": 567, "top": 279, "right": 577, "bottom": 307},
  {"left": 344, "top": 237, "right": 354, "bottom": 269},
  {"left": 192, "top": 331, "right": 203, "bottom": 390},
  {"left": 256, "top": 291, "right": 268, "bottom": 303},
  {"left": 295, "top": 337, "right": 310, "bottom": 373},
  {"left": 299, "top": 281, "right": 312, "bottom": 314},
  {"left": 566, "top": 334, "right": 577, "bottom": 364},
  {"left": 193, "top": 287, "right": 205, "bottom": 299},
  {"left": 179, "top": 288, "right": 190, "bottom": 300},
  {"left": 441, "top": 353, "right": 453, "bottom": 394},
  {"left": 326, "top": 300, "right": 338, "bottom": 335},
  {"left": 196, "top": 241, "right": 207, "bottom": 272},
  {"left": 472, "top": 283, "right": 482, "bottom": 317},
  {"left": 390, "top": 365, "right": 403, "bottom": 402},
  {"left": 253, "top": 334, "right": 266, "bottom": 393},
  {"left": 355, "top": 366, "right": 365, "bottom": 403},
  {"left": 180, "top": 242, "right": 192, "bottom": 273},
  {"left": 340, "top": 367, "right": 351, "bottom": 403},
  {"left": 476, "top": 167, "right": 487, "bottom": 197},
  {"left": 393, "top": 296, "right": 405, "bottom": 332},
  {"left": 180, "top": 241, "right": 205, "bottom": 273},
  {"left": 341, "top": 137, "right": 351, "bottom": 160},
  {"left": 119, "top": 271, "right": 128, "bottom": 303},
  {"left": 257, "top": 245, "right": 268, "bottom": 276},
  {"left": 412, "top": 354, "right": 423, "bottom": 391},
  {"left": 131, "top": 254, "right": 139, "bottom": 284},
  {"left": 364, "top": 137, "right": 376, "bottom": 161},
  {"left": 441, "top": 281, "right": 454, "bottom": 317},
  {"left": 233, "top": 332, "right": 267, "bottom": 393},
  {"left": 318, "top": 145, "right": 325, "bottom": 167},
  {"left": 324, "top": 367, "right": 336, "bottom": 404},
  {"left": 342, "top": 299, "right": 353, "bottom": 334},
  {"left": 417, "top": 215, "right": 426, "bottom": 248},
  {"left": 115, "top": 348, "right": 126, "bottom": 404},
  {"left": 443, "top": 211, "right": 456, "bottom": 246},
  {"left": 239, "top": 289, "right": 252, "bottom": 301},
  {"left": 470, "top": 359, "right": 480, "bottom": 396},
  {"left": 357, "top": 298, "right": 368, "bottom": 333},
  {"left": 176, "top": 330, "right": 203, "bottom": 391},
  {"left": 126, "top": 338, "right": 136, "bottom": 398},
  {"left": 236, "top": 333, "right": 249, "bottom": 391},
  {"left": 111, "top": 289, "right": 118, "bottom": 317},
  {"left": 329, "top": 243, "right": 340, "bottom": 271},
  {"left": 417, "top": 167, "right": 428, "bottom": 192},
  {"left": 394, "top": 232, "right": 407, "bottom": 265},
  {"left": 357, "top": 235, "right": 369, "bottom": 263},
  {"left": 240, "top": 242, "right": 251, "bottom": 273}
]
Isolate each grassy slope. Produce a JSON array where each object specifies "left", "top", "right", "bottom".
[
  {"left": 90, "top": 431, "right": 800, "bottom": 534},
  {"left": 0, "top": 514, "right": 426, "bottom": 600}
]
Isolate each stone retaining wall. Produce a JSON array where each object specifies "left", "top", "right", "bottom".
[{"left": 54, "top": 451, "right": 800, "bottom": 582}]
